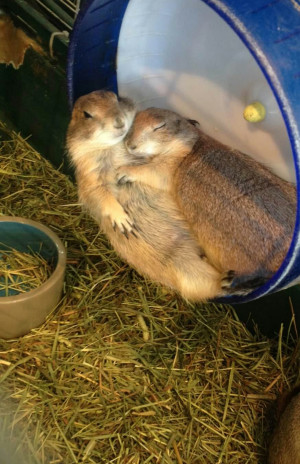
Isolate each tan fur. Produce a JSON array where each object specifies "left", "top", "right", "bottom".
[
  {"left": 67, "top": 91, "right": 237, "bottom": 301},
  {"left": 122, "top": 107, "right": 296, "bottom": 277},
  {"left": 268, "top": 390, "right": 300, "bottom": 464},
  {"left": 100, "top": 183, "right": 228, "bottom": 301},
  {"left": 67, "top": 90, "right": 137, "bottom": 233}
]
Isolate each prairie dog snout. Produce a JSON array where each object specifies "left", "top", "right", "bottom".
[
  {"left": 120, "top": 107, "right": 296, "bottom": 277},
  {"left": 126, "top": 108, "right": 198, "bottom": 160},
  {"left": 68, "top": 91, "right": 136, "bottom": 159}
]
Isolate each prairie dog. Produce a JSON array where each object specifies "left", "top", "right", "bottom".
[
  {"left": 67, "top": 90, "right": 136, "bottom": 234},
  {"left": 119, "top": 107, "right": 297, "bottom": 277},
  {"left": 67, "top": 91, "right": 242, "bottom": 301},
  {"left": 268, "top": 387, "right": 300, "bottom": 464}
]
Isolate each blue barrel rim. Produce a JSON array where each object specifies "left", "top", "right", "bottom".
[
  {"left": 203, "top": 0, "right": 300, "bottom": 304},
  {"left": 67, "top": 0, "right": 300, "bottom": 303},
  {"left": 67, "top": 0, "right": 130, "bottom": 107}
]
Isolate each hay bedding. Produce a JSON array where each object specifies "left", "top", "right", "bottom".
[
  {"left": 0, "top": 248, "right": 54, "bottom": 296},
  {"left": 0, "top": 122, "right": 298, "bottom": 464}
]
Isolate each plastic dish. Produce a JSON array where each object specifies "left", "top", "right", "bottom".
[{"left": 0, "top": 216, "right": 66, "bottom": 339}]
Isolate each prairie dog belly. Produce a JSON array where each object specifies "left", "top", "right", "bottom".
[
  {"left": 101, "top": 182, "right": 204, "bottom": 273},
  {"left": 100, "top": 182, "right": 227, "bottom": 300}
]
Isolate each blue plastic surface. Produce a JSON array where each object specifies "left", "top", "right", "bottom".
[
  {"left": 67, "top": 0, "right": 130, "bottom": 105},
  {"left": 67, "top": 0, "right": 300, "bottom": 303}
]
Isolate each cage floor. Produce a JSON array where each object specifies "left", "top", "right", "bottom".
[{"left": 0, "top": 122, "right": 299, "bottom": 463}]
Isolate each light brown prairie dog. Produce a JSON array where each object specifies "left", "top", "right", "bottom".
[
  {"left": 268, "top": 387, "right": 300, "bottom": 464},
  {"left": 67, "top": 90, "right": 136, "bottom": 235},
  {"left": 119, "top": 107, "right": 297, "bottom": 279},
  {"left": 66, "top": 91, "right": 241, "bottom": 301}
]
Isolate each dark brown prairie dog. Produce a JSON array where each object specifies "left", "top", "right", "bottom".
[
  {"left": 119, "top": 107, "right": 297, "bottom": 278},
  {"left": 66, "top": 91, "right": 238, "bottom": 301},
  {"left": 268, "top": 387, "right": 300, "bottom": 464}
]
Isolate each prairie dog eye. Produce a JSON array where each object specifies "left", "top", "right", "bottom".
[
  {"left": 83, "top": 111, "right": 93, "bottom": 119},
  {"left": 153, "top": 122, "right": 166, "bottom": 132}
]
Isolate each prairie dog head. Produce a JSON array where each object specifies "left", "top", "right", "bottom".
[
  {"left": 67, "top": 90, "right": 136, "bottom": 160},
  {"left": 125, "top": 108, "right": 199, "bottom": 159}
]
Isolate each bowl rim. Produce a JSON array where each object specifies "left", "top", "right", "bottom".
[{"left": 0, "top": 216, "right": 66, "bottom": 303}]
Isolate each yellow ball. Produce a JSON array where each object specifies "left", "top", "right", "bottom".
[{"left": 243, "top": 101, "right": 266, "bottom": 123}]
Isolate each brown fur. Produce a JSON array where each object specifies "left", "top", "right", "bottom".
[
  {"left": 121, "top": 108, "right": 296, "bottom": 277},
  {"left": 67, "top": 91, "right": 239, "bottom": 301},
  {"left": 268, "top": 388, "right": 300, "bottom": 464}
]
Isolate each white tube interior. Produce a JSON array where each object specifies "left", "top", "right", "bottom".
[{"left": 117, "top": 0, "right": 294, "bottom": 183}]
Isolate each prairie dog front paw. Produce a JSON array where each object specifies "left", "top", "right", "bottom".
[
  {"left": 102, "top": 203, "right": 135, "bottom": 237},
  {"left": 116, "top": 167, "right": 137, "bottom": 185}
]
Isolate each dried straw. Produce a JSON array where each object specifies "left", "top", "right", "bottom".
[
  {"left": 0, "top": 247, "right": 53, "bottom": 296},
  {"left": 0, "top": 122, "right": 299, "bottom": 464}
]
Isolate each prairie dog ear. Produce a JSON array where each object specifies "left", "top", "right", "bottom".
[
  {"left": 187, "top": 119, "right": 200, "bottom": 128},
  {"left": 173, "top": 119, "right": 182, "bottom": 133}
]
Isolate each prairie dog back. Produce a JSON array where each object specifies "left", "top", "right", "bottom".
[{"left": 123, "top": 108, "right": 297, "bottom": 276}]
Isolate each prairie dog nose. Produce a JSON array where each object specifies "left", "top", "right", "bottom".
[{"left": 114, "top": 117, "right": 125, "bottom": 129}]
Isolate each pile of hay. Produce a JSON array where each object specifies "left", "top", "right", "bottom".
[
  {"left": 0, "top": 123, "right": 299, "bottom": 464},
  {"left": 0, "top": 248, "right": 54, "bottom": 296}
]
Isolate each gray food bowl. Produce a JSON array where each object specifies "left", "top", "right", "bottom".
[{"left": 0, "top": 216, "right": 66, "bottom": 339}]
